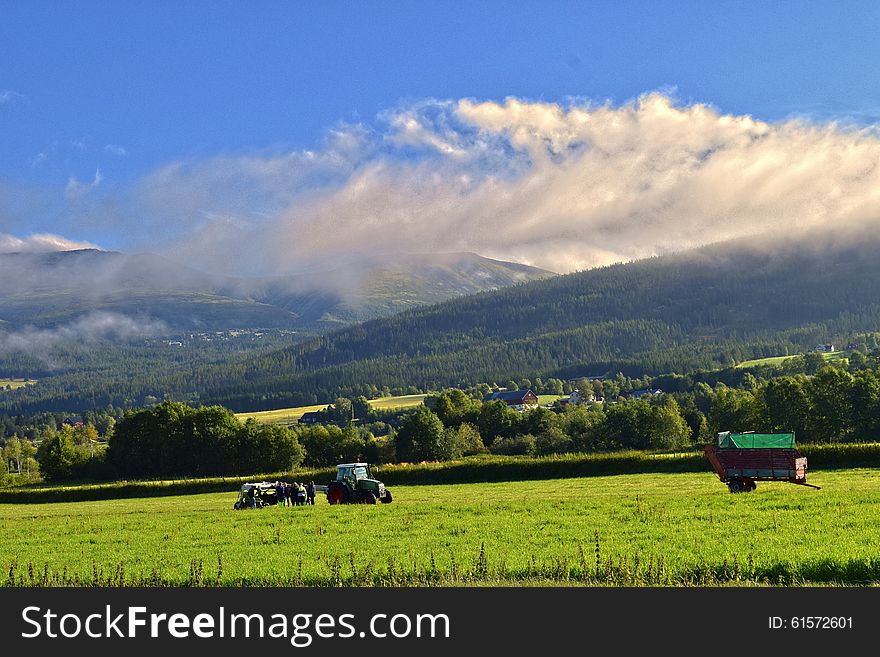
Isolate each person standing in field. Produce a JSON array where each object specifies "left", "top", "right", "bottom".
[
  {"left": 248, "top": 486, "right": 256, "bottom": 509},
  {"left": 276, "top": 481, "right": 286, "bottom": 508},
  {"left": 306, "top": 481, "right": 316, "bottom": 505},
  {"left": 297, "top": 482, "right": 307, "bottom": 506}
]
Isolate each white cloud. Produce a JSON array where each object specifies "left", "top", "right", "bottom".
[
  {"left": 64, "top": 168, "right": 103, "bottom": 200},
  {"left": 108, "top": 93, "right": 880, "bottom": 274},
  {"left": 0, "top": 233, "right": 100, "bottom": 253},
  {"left": 0, "top": 312, "right": 168, "bottom": 358},
  {"left": 104, "top": 144, "right": 127, "bottom": 156},
  {"left": 0, "top": 89, "right": 24, "bottom": 105}
]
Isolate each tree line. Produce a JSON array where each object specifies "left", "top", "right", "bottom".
[
  {"left": 293, "top": 361, "right": 880, "bottom": 467},
  {"left": 16, "top": 355, "right": 880, "bottom": 482},
  {"left": 36, "top": 402, "right": 305, "bottom": 482}
]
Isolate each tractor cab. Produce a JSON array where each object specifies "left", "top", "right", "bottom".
[{"left": 337, "top": 463, "right": 374, "bottom": 484}]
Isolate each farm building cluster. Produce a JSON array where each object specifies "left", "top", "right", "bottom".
[{"left": 297, "top": 382, "right": 666, "bottom": 425}]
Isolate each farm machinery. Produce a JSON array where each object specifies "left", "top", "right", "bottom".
[
  {"left": 324, "top": 462, "right": 393, "bottom": 505},
  {"left": 232, "top": 481, "right": 279, "bottom": 509},
  {"left": 705, "top": 431, "right": 820, "bottom": 493}
]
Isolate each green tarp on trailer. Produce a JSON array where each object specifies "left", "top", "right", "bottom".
[{"left": 716, "top": 432, "right": 796, "bottom": 449}]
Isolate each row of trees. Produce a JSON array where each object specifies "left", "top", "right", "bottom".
[
  {"left": 303, "top": 361, "right": 880, "bottom": 466},
  {"left": 36, "top": 402, "right": 306, "bottom": 482},
  {"left": 393, "top": 392, "right": 694, "bottom": 462},
  {"left": 2, "top": 436, "right": 38, "bottom": 475},
  {"left": 107, "top": 402, "right": 304, "bottom": 479},
  {"left": 37, "top": 424, "right": 106, "bottom": 481},
  {"left": 706, "top": 366, "right": 880, "bottom": 443},
  {"left": 25, "top": 359, "right": 880, "bottom": 480}
]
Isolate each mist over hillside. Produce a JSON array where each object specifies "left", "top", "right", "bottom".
[
  {"left": 0, "top": 248, "right": 553, "bottom": 333},
  {"left": 197, "top": 232, "right": 880, "bottom": 410},
  {"left": 3, "top": 229, "right": 880, "bottom": 414}
]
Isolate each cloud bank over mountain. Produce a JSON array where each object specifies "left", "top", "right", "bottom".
[
  {"left": 130, "top": 93, "right": 880, "bottom": 274},
  {"left": 0, "top": 232, "right": 99, "bottom": 254},
  {"left": 0, "top": 312, "right": 168, "bottom": 364},
  {"left": 7, "top": 93, "right": 880, "bottom": 274}
]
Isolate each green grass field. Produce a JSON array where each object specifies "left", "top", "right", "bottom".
[
  {"left": 235, "top": 395, "right": 427, "bottom": 425},
  {"left": 736, "top": 351, "right": 846, "bottom": 369},
  {"left": 365, "top": 394, "right": 427, "bottom": 411},
  {"left": 235, "top": 395, "right": 565, "bottom": 425},
  {"left": 0, "top": 378, "right": 36, "bottom": 390},
  {"left": 3, "top": 466, "right": 879, "bottom": 586}
]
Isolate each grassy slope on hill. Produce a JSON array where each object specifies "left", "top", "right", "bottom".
[{"left": 234, "top": 394, "right": 427, "bottom": 425}]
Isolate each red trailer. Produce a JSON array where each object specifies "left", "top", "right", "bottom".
[{"left": 704, "top": 431, "right": 820, "bottom": 493}]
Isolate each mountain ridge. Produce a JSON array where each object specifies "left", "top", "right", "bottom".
[
  {"left": 0, "top": 249, "right": 554, "bottom": 332},
  {"left": 196, "top": 233, "right": 880, "bottom": 409}
]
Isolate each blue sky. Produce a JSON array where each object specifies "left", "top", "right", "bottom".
[{"left": 2, "top": 2, "right": 880, "bottom": 272}]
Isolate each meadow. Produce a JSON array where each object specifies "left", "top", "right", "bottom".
[
  {"left": 0, "top": 378, "right": 36, "bottom": 390},
  {"left": 2, "top": 466, "right": 880, "bottom": 587},
  {"left": 235, "top": 394, "right": 427, "bottom": 425},
  {"left": 735, "top": 351, "right": 846, "bottom": 369}
]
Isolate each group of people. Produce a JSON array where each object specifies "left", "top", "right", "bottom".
[{"left": 275, "top": 480, "right": 316, "bottom": 506}]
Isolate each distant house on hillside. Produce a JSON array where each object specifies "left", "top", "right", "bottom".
[
  {"left": 483, "top": 389, "right": 539, "bottom": 411},
  {"left": 630, "top": 389, "right": 663, "bottom": 400},
  {"left": 814, "top": 344, "right": 835, "bottom": 353},
  {"left": 558, "top": 390, "right": 585, "bottom": 407},
  {"left": 62, "top": 415, "right": 85, "bottom": 428},
  {"left": 567, "top": 390, "right": 592, "bottom": 404},
  {"left": 298, "top": 411, "right": 323, "bottom": 425}
]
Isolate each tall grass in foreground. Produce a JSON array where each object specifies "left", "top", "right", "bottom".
[{"left": 6, "top": 538, "right": 880, "bottom": 587}]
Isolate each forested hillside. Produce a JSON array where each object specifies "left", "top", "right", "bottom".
[
  {"left": 3, "top": 236, "right": 880, "bottom": 413},
  {"left": 201, "top": 238, "right": 880, "bottom": 409}
]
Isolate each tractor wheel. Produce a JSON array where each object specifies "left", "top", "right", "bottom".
[
  {"left": 728, "top": 479, "right": 743, "bottom": 494},
  {"left": 327, "top": 483, "right": 348, "bottom": 505},
  {"left": 381, "top": 490, "right": 393, "bottom": 504},
  {"left": 362, "top": 492, "right": 377, "bottom": 505}
]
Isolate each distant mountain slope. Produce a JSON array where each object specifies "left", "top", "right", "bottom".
[
  {"left": 201, "top": 236, "right": 880, "bottom": 409},
  {"left": 239, "top": 252, "right": 555, "bottom": 325},
  {"left": 0, "top": 250, "right": 300, "bottom": 331},
  {"left": 0, "top": 249, "right": 553, "bottom": 332}
]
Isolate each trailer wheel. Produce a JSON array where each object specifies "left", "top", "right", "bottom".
[
  {"left": 745, "top": 480, "right": 757, "bottom": 492},
  {"left": 727, "top": 479, "right": 744, "bottom": 493}
]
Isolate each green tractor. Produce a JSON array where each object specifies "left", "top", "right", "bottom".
[{"left": 325, "top": 463, "right": 393, "bottom": 505}]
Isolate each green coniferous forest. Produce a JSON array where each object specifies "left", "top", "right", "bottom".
[{"left": 1, "top": 237, "right": 879, "bottom": 413}]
